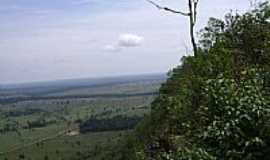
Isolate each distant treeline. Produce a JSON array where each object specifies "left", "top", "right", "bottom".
[
  {"left": 3, "top": 108, "right": 45, "bottom": 117},
  {"left": 0, "top": 74, "right": 165, "bottom": 96},
  {"left": 79, "top": 116, "right": 143, "bottom": 133},
  {"left": 0, "top": 92, "right": 158, "bottom": 105}
]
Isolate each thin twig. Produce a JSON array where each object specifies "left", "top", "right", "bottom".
[{"left": 146, "top": 0, "right": 190, "bottom": 16}]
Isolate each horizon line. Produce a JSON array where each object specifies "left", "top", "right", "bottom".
[{"left": 0, "top": 72, "right": 167, "bottom": 86}]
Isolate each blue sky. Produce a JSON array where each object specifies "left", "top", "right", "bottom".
[{"left": 0, "top": 0, "right": 251, "bottom": 84}]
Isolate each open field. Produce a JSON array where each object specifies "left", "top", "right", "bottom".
[{"left": 0, "top": 74, "right": 165, "bottom": 160}]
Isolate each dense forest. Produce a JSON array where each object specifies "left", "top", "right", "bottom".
[
  {"left": 114, "top": 2, "right": 270, "bottom": 160},
  {"left": 80, "top": 115, "right": 142, "bottom": 133}
]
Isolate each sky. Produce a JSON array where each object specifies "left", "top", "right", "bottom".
[{"left": 0, "top": 0, "right": 251, "bottom": 84}]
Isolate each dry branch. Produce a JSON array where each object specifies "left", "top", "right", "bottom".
[
  {"left": 146, "top": 0, "right": 190, "bottom": 16},
  {"left": 146, "top": 0, "right": 199, "bottom": 56}
]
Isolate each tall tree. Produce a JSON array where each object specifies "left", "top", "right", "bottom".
[{"left": 146, "top": 0, "right": 199, "bottom": 56}]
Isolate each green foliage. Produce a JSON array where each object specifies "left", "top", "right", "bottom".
[
  {"left": 160, "top": 148, "right": 216, "bottom": 160},
  {"left": 122, "top": 2, "right": 270, "bottom": 160},
  {"left": 200, "top": 69, "right": 270, "bottom": 159}
]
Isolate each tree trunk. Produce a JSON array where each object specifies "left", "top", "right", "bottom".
[{"left": 188, "top": 0, "right": 198, "bottom": 57}]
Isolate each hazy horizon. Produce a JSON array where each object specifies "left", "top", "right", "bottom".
[
  {"left": 0, "top": 0, "right": 250, "bottom": 84},
  {"left": 0, "top": 72, "right": 166, "bottom": 86}
]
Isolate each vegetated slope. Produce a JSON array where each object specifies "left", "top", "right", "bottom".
[{"left": 117, "top": 3, "right": 270, "bottom": 160}]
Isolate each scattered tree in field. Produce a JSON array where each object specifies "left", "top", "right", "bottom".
[
  {"left": 44, "top": 155, "right": 49, "bottom": 160},
  {"left": 55, "top": 149, "right": 60, "bottom": 155},
  {"left": 19, "top": 154, "right": 25, "bottom": 159}
]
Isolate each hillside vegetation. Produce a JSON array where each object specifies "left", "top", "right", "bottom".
[{"left": 117, "top": 2, "right": 270, "bottom": 160}]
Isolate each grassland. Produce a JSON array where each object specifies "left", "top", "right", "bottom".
[{"left": 0, "top": 74, "right": 164, "bottom": 160}]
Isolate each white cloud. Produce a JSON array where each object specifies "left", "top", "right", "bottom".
[
  {"left": 118, "top": 34, "right": 144, "bottom": 47},
  {"left": 104, "top": 44, "right": 120, "bottom": 52},
  {"left": 104, "top": 33, "right": 144, "bottom": 52}
]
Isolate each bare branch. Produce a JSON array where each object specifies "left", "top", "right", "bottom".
[
  {"left": 193, "top": 0, "right": 199, "bottom": 24},
  {"left": 146, "top": 0, "right": 190, "bottom": 16},
  {"left": 146, "top": 0, "right": 199, "bottom": 56}
]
